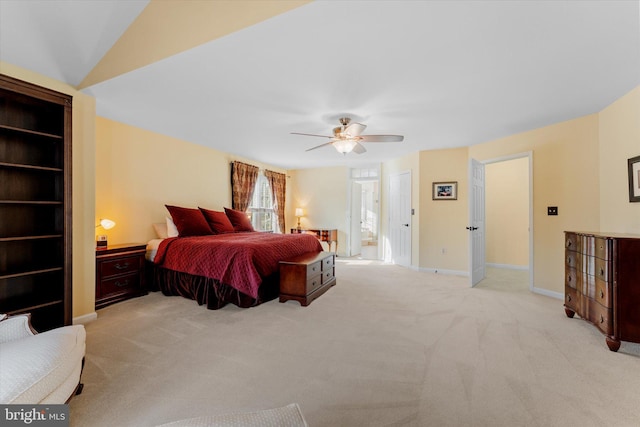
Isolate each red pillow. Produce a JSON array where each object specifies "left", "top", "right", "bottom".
[
  {"left": 199, "top": 207, "right": 235, "bottom": 234},
  {"left": 224, "top": 207, "right": 255, "bottom": 232},
  {"left": 165, "top": 205, "right": 213, "bottom": 237}
]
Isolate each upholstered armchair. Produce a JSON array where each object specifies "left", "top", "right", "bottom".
[{"left": 0, "top": 314, "right": 86, "bottom": 404}]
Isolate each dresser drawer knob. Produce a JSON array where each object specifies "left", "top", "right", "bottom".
[
  {"left": 115, "top": 280, "right": 129, "bottom": 287},
  {"left": 115, "top": 262, "right": 130, "bottom": 270},
  {"left": 568, "top": 275, "right": 572, "bottom": 283},
  {"left": 599, "top": 268, "right": 604, "bottom": 276},
  {"left": 567, "top": 241, "right": 572, "bottom": 248},
  {"left": 600, "top": 290, "right": 604, "bottom": 299},
  {"left": 567, "top": 295, "right": 571, "bottom": 302},
  {"left": 600, "top": 314, "right": 604, "bottom": 324}
]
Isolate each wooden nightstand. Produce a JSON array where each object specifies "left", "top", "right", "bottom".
[{"left": 95, "top": 243, "right": 147, "bottom": 309}]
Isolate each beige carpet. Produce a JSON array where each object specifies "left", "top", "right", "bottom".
[{"left": 69, "top": 262, "right": 640, "bottom": 426}]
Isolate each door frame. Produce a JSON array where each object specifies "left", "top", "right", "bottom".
[
  {"left": 471, "top": 151, "right": 534, "bottom": 290},
  {"left": 347, "top": 167, "right": 381, "bottom": 259}
]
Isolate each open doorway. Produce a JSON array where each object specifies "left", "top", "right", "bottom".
[
  {"left": 349, "top": 167, "right": 380, "bottom": 260},
  {"left": 470, "top": 152, "right": 532, "bottom": 290}
]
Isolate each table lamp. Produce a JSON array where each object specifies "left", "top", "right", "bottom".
[
  {"left": 96, "top": 218, "right": 116, "bottom": 248},
  {"left": 295, "top": 208, "right": 304, "bottom": 230}
]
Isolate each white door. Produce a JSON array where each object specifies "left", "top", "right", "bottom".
[
  {"left": 388, "top": 171, "right": 411, "bottom": 267},
  {"left": 469, "top": 158, "right": 486, "bottom": 286},
  {"left": 350, "top": 181, "right": 362, "bottom": 256}
]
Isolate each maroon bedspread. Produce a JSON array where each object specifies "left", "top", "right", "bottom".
[{"left": 153, "top": 232, "right": 322, "bottom": 299}]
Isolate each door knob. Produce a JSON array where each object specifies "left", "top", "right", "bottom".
[
  {"left": 402, "top": 224, "right": 409, "bottom": 227},
  {"left": 466, "top": 226, "right": 478, "bottom": 231}
]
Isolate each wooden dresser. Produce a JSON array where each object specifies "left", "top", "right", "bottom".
[
  {"left": 291, "top": 228, "right": 338, "bottom": 254},
  {"left": 279, "top": 251, "right": 336, "bottom": 306},
  {"left": 564, "top": 231, "right": 640, "bottom": 351},
  {"left": 96, "top": 243, "right": 147, "bottom": 309}
]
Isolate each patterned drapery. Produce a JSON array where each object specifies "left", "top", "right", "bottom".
[
  {"left": 264, "top": 169, "right": 286, "bottom": 234},
  {"left": 231, "top": 161, "right": 259, "bottom": 212}
]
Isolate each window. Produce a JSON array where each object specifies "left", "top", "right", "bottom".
[{"left": 248, "top": 173, "right": 277, "bottom": 232}]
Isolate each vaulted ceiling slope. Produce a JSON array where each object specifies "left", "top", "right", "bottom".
[{"left": 1, "top": 1, "right": 638, "bottom": 170}]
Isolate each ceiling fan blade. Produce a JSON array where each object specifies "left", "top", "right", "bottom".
[
  {"left": 352, "top": 142, "right": 367, "bottom": 154},
  {"left": 291, "top": 132, "right": 333, "bottom": 139},
  {"left": 305, "top": 141, "right": 335, "bottom": 152},
  {"left": 359, "top": 134, "right": 404, "bottom": 143},
  {"left": 345, "top": 122, "right": 366, "bottom": 137}
]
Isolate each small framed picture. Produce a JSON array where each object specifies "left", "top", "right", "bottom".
[
  {"left": 629, "top": 155, "right": 640, "bottom": 202},
  {"left": 433, "top": 181, "right": 457, "bottom": 200}
]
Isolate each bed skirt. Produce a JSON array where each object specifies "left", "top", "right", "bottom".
[{"left": 145, "top": 261, "right": 280, "bottom": 309}]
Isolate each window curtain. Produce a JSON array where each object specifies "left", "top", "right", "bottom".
[
  {"left": 231, "top": 161, "right": 259, "bottom": 212},
  {"left": 264, "top": 169, "right": 286, "bottom": 234}
]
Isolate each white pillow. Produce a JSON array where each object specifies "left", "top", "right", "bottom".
[
  {"left": 166, "top": 216, "right": 179, "bottom": 237},
  {"left": 152, "top": 223, "right": 168, "bottom": 239}
]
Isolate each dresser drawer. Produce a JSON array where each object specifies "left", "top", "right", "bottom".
[
  {"left": 565, "top": 267, "right": 579, "bottom": 290},
  {"left": 594, "top": 257, "right": 610, "bottom": 282},
  {"left": 565, "top": 251, "right": 578, "bottom": 269},
  {"left": 306, "top": 275, "right": 323, "bottom": 294},
  {"left": 565, "top": 286, "right": 579, "bottom": 312},
  {"left": 307, "top": 261, "right": 322, "bottom": 277},
  {"left": 100, "top": 255, "right": 140, "bottom": 278},
  {"left": 595, "top": 238, "right": 610, "bottom": 260},
  {"left": 588, "top": 301, "right": 612, "bottom": 335},
  {"left": 321, "top": 268, "right": 335, "bottom": 284},
  {"left": 581, "top": 235, "right": 594, "bottom": 256},
  {"left": 99, "top": 273, "right": 139, "bottom": 298},
  {"left": 322, "top": 255, "right": 334, "bottom": 270},
  {"left": 595, "top": 278, "right": 611, "bottom": 308},
  {"left": 565, "top": 233, "right": 578, "bottom": 252}
]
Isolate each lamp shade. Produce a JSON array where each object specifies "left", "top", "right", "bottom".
[
  {"left": 99, "top": 218, "right": 116, "bottom": 230},
  {"left": 333, "top": 139, "right": 357, "bottom": 154},
  {"left": 295, "top": 208, "right": 304, "bottom": 217}
]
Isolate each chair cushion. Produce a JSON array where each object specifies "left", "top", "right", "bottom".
[{"left": 0, "top": 325, "right": 85, "bottom": 404}]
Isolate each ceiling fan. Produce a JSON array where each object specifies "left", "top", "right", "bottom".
[{"left": 291, "top": 117, "right": 404, "bottom": 154}]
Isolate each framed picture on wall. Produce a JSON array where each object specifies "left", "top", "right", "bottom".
[
  {"left": 432, "top": 181, "right": 457, "bottom": 200},
  {"left": 629, "top": 155, "right": 640, "bottom": 202}
]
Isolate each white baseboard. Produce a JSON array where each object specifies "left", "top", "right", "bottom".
[
  {"left": 532, "top": 287, "right": 563, "bottom": 300},
  {"left": 73, "top": 312, "right": 98, "bottom": 325},
  {"left": 486, "top": 263, "right": 529, "bottom": 271},
  {"left": 418, "top": 267, "right": 469, "bottom": 277}
]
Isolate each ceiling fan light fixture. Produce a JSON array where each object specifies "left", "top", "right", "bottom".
[{"left": 333, "top": 139, "right": 357, "bottom": 154}]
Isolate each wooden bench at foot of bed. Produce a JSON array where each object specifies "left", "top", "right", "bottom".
[{"left": 279, "top": 251, "right": 336, "bottom": 306}]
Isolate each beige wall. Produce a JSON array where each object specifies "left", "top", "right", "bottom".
[
  {"left": 485, "top": 157, "right": 529, "bottom": 267},
  {"left": 598, "top": 86, "right": 640, "bottom": 233},
  {"left": 418, "top": 148, "right": 469, "bottom": 273},
  {"left": 287, "top": 166, "right": 348, "bottom": 255},
  {"left": 469, "top": 114, "right": 600, "bottom": 294},
  {"left": 0, "top": 62, "right": 97, "bottom": 320},
  {"left": 95, "top": 117, "right": 287, "bottom": 246}
]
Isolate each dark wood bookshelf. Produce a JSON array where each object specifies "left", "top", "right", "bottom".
[{"left": 0, "top": 74, "right": 72, "bottom": 331}]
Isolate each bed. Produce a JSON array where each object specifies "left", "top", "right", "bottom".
[{"left": 146, "top": 232, "right": 323, "bottom": 309}]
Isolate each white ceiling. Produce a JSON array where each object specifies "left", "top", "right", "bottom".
[{"left": 1, "top": 1, "right": 639, "bottom": 170}]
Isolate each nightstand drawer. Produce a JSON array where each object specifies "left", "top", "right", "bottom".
[
  {"left": 100, "top": 255, "right": 141, "bottom": 278},
  {"left": 96, "top": 243, "right": 147, "bottom": 309},
  {"left": 99, "top": 272, "right": 139, "bottom": 298}
]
